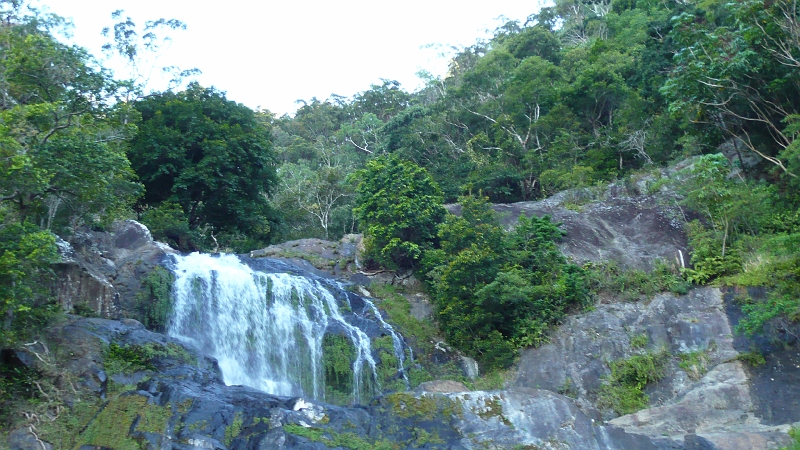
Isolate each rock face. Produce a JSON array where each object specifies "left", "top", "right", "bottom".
[
  {"left": 447, "top": 184, "right": 689, "bottom": 272},
  {"left": 52, "top": 220, "right": 175, "bottom": 319},
  {"left": 514, "top": 287, "right": 796, "bottom": 448}
]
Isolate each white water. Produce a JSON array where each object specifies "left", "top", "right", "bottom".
[{"left": 167, "top": 252, "right": 383, "bottom": 402}]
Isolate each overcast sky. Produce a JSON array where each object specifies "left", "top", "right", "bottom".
[{"left": 37, "top": 1, "right": 543, "bottom": 116}]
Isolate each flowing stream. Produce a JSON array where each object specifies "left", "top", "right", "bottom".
[{"left": 166, "top": 252, "right": 406, "bottom": 402}]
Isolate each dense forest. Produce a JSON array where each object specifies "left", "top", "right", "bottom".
[{"left": 2, "top": 0, "right": 800, "bottom": 411}]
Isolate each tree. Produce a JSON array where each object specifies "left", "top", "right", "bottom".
[
  {"left": 426, "top": 195, "right": 589, "bottom": 370},
  {"left": 0, "top": 1, "right": 141, "bottom": 233},
  {"left": 351, "top": 155, "right": 445, "bottom": 270},
  {"left": 128, "top": 83, "right": 279, "bottom": 250},
  {"left": 274, "top": 162, "right": 352, "bottom": 239}
]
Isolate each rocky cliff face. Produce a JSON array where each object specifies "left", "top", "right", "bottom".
[
  {"left": 52, "top": 220, "right": 175, "bottom": 319},
  {"left": 513, "top": 287, "right": 796, "bottom": 449}
]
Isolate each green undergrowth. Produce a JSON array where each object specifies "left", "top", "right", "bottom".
[
  {"left": 321, "top": 334, "right": 358, "bottom": 404},
  {"left": 733, "top": 348, "right": 767, "bottom": 367},
  {"left": 368, "top": 281, "right": 520, "bottom": 393},
  {"left": 585, "top": 260, "right": 690, "bottom": 302},
  {"left": 597, "top": 348, "right": 670, "bottom": 415},
  {"left": 678, "top": 350, "right": 709, "bottom": 380},
  {"left": 34, "top": 387, "right": 172, "bottom": 450},
  {"left": 367, "top": 284, "right": 457, "bottom": 384}
]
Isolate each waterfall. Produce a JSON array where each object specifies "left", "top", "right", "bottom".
[{"left": 167, "top": 252, "right": 399, "bottom": 403}]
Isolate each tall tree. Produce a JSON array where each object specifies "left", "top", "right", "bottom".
[{"left": 128, "top": 83, "right": 279, "bottom": 249}]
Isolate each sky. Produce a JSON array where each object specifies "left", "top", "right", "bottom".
[{"left": 37, "top": 1, "right": 543, "bottom": 116}]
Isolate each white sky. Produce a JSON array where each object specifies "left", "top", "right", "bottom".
[{"left": 37, "top": 1, "right": 543, "bottom": 116}]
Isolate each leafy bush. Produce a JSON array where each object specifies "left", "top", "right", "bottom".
[
  {"left": 597, "top": 349, "right": 669, "bottom": 415},
  {"left": 0, "top": 221, "right": 60, "bottom": 346},
  {"left": 427, "top": 195, "right": 591, "bottom": 371},
  {"left": 352, "top": 155, "right": 446, "bottom": 270}
]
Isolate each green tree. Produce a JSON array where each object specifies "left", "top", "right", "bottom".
[
  {"left": 352, "top": 155, "right": 445, "bottom": 270},
  {"left": 0, "top": 2, "right": 141, "bottom": 233},
  {"left": 128, "top": 83, "right": 279, "bottom": 250},
  {"left": 427, "top": 195, "right": 589, "bottom": 370},
  {"left": 0, "top": 219, "right": 58, "bottom": 346}
]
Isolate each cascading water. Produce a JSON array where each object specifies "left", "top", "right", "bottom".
[{"left": 166, "top": 252, "right": 402, "bottom": 403}]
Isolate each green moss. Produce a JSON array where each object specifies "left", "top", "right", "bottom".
[
  {"left": 104, "top": 341, "right": 195, "bottom": 377},
  {"left": 630, "top": 333, "right": 649, "bottom": 349},
  {"left": 781, "top": 426, "right": 800, "bottom": 450},
  {"left": 585, "top": 260, "right": 689, "bottom": 302},
  {"left": 735, "top": 349, "right": 767, "bottom": 367},
  {"left": 466, "top": 369, "right": 511, "bottom": 391},
  {"left": 321, "top": 334, "right": 356, "bottom": 404},
  {"left": 135, "top": 266, "right": 175, "bottom": 332},
  {"left": 76, "top": 394, "right": 171, "bottom": 449},
  {"left": 104, "top": 342, "right": 154, "bottom": 376},
  {"left": 187, "top": 419, "right": 208, "bottom": 431},
  {"left": 283, "top": 424, "right": 398, "bottom": 450},
  {"left": 384, "top": 392, "right": 462, "bottom": 422},
  {"left": 37, "top": 398, "right": 102, "bottom": 449},
  {"left": 474, "top": 396, "right": 511, "bottom": 426},
  {"left": 557, "top": 377, "right": 578, "bottom": 399},
  {"left": 385, "top": 392, "right": 438, "bottom": 419},
  {"left": 373, "top": 335, "right": 405, "bottom": 391},
  {"left": 225, "top": 411, "right": 244, "bottom": 445},
  {"left": 413, "top": 427, "right": 444, "bottom": 445}
]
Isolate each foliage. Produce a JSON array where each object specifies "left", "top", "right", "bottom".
[
  {"left": 723, "top": 233, "right": 800, "bottom": 335},
  {"left": 76, "top": 394, "right": 171, "bottom": 449},
  {"left": 630, "top": 333, "right": 649, "bottom": 349},
  {"left": 352, "top": 155, "right": 446, "bottom": 270},
  {"left": 597, "top": 349, "right": 670, "bottom": 415},
  {"left": 224, "top": 412, "right": 244, "bottom": 446},
  {"left": 781, "top": 426, "right": 800, "bottom": 450},
  {"left": 134, "top": 266, "right": 174, "bottom": 332},
  {"left": 0, "top": 221, "right": 59, "bottom": 346},
  {"left": 103, "top": 341, "right": 193, "bottom": 376},
  {"left": 0, "top": 3, "right": 142, "bottom": 235},
  {"left": 128, "top": 83, "right": 279, "bottom": 251},
  {"left": 103, "top": 342, "right": 154, "bottom": 375},
  {"left": 427, "top": 195, "right": 590, "bottom": 370},
  {"left": 678, "top": 350, "right": 708, "bottom": 380}
]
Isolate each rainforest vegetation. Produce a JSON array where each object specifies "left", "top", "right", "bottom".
[{"left": 2, "top": 0, "right": 800, "bottom": 411}]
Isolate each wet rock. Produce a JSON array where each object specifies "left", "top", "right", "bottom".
[
  {"left": 459, "top": 356, "right": 480, "bottom": 380},
  {"left": 450, "top": 388, "right": 659, "bottom": 449}
]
